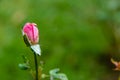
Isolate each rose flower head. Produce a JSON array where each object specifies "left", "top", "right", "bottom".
[{"left": 22, "top": 22, "right": 41, "bottom": 55}]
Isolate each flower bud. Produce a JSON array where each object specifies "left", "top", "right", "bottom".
[
  {"left": 22, "top": 22, "right": 41, "bottom": 55},
  {"left": 23, "top": 22, "right": 39, "bottom": 45}
]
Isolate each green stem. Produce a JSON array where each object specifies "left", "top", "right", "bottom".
[{"left": 34, "top": 52, "right": 38, "bottom": 80}]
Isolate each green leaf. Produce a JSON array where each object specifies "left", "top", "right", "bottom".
[
  {"left": 56, "top": 73, "right": 68, "bottom": 80},
  {"left": 49, "top": 68, "right": 68, "bottom": 80},
  {"left": 18, "top": 63, "right": 30, "bottom": 70},
  {"left": 30, "top": 44, "right": 41, "bottom": 55}
]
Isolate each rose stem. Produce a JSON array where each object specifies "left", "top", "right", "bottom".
[{"left": 34, "top": 52, "right": 38, "bottom": 80}]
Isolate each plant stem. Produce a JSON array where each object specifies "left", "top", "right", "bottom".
[{"left": 34, "top": 52, "right": 38, "bottom": 80}]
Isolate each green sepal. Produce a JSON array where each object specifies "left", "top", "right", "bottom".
[{"left": 23, "top": 35, "right": 31, "bottom": 47}]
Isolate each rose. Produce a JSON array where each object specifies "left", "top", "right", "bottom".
[
  {"left": 22, "top": 22, "right": 41, "bottom": 55},
  {"left": 23, "top": 22, "right": 39, "bottom": 45}
]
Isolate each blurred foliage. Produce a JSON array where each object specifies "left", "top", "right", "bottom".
[{"left": 1, "top": 0, "right": 120, "bottom": 80}]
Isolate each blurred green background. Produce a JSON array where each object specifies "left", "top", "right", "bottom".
[{"left": 1, "top": 0, "right": 120, "bottom": 80}]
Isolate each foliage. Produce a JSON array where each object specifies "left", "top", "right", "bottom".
[{"left": 0, "top": 0, "right": 120, "bottom": 80}]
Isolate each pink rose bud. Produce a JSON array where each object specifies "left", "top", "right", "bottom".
[
  {"left": 23, "top": 22, "right": 39, "bottom": 45},
  {"left": 22, "top": 22, "right": 41, "bottom": 55}
]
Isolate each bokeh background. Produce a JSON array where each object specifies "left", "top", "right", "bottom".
[{"left": 1, "top": 0, "right": 120, "bottom": 80}]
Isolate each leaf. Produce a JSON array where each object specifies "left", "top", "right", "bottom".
[
  {"left": 49, "top": 68, "right": 68, "bottom": 80},
  {"left": 30, "top": 44, "right": 41, "bottom": 56},
  {"left": 18, "top": 63, "right": 30, "bottom": 70},
  {"left": 56, "top": 73, "right": 68, "bottom": 80}
]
